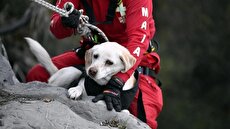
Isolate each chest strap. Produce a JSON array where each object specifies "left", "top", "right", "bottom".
[{"left": 80, "top": 0, "right": 120, "bottom": 24}]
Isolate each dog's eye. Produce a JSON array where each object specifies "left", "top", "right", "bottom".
[
  {"left": 105, "top": 60, "right": 113, "bottom": 65},
  {"left": 93, "top": 54, "right": 98, "bottom": 59}
]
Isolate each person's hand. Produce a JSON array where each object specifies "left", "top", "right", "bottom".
[
  {"left": 92, "top": 76, "right": 124, "bottom": 112},
  {"left": 61, "top": 9, "right": 80, "bottom": 28},
  {"left": 93, "top": 86, "right": 122, "bottom": 112}
]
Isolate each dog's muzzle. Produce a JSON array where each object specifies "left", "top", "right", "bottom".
[{"left": 88, "top": 67, "right": 97, "bottom": 77}]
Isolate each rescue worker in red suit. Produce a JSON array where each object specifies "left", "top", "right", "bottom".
[{"left": 26, "top": 0, "right": 162, "bottom": 128}]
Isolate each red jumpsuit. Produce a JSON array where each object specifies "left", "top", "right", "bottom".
[
  {"left": 26, "top": 0, "right": 155, "bottom": 83},
  {"left": 26, "top": 0, "right": 162, "bottom": 129}
]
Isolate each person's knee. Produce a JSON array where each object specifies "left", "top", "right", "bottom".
[{"left": 26, "top": 64, "right": 50, "bottom": 82}]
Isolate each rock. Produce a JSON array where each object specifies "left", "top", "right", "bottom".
[{"left": 0, "top": 52, "right": 150, "bottom": 129}]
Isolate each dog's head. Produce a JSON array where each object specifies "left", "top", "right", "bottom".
[{"left": 85, "top": 42, "right": 136, "bottom": 85}]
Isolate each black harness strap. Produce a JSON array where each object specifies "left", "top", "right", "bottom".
[
  {"left": 135, "top": 67, "right": 146, "bottom": 122},
  {"left": 106, "top": 0, "right": 118, "bottom": 24},
  {"left": 137, "top": 90, "right": 147, "bottom": 122},
  {"left": 80, "top": 0, "right": 119, "bottom": 24},
  {"left": 80, "top": 0, "right": 96, "bottom": 24}
]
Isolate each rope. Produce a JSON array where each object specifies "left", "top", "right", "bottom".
[
  {"left": 77, "top": 10, "right": 109, "bottom": 42},
  {"left": 31, "top": 0, "right": 69, "bottom": 17},
  {"left": 31, "top": 0, "right": 109, "bottom": 42}
]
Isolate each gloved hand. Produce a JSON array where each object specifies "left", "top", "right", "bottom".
[
  {"left": 92, "top": 76, "right": 124, "bottom": 112},
  {"left": 61, "top": 9, "right": 80, "bottom": 28}
]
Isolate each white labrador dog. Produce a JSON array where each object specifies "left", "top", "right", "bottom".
[{"left": 25, "top": 37, "right": 136, "bottom": 100}]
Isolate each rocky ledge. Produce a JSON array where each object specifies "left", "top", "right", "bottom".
[{"left": 0, "top": 49, "right": 150, "bottom": 129}]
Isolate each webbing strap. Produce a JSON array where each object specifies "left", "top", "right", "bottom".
[
  {"left": 80, "top": 0, "right": 96, "bottom": 24},
  {"left": 137, "top": 90, "right": 147, "bottom": 122},
  {"left": 106, "top": 0, "right": 118, "bottom": 23},
  {"left": 80, "top": 0, "right": 119, "bottom": 24}
]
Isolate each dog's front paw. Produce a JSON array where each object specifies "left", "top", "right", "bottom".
[{"left": 68, "top": 86, "right": 83, "bottom": 100}]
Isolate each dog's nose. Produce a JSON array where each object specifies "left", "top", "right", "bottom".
[{"left": 89, "top": 67, "right": 97, "bottom": 77}]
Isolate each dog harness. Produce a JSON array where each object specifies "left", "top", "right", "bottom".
[{"left": 70, "top": 65, "right": 139, "bottom": 110}]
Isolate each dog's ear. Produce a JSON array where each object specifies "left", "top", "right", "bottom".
[
  {"left": 85, "top": 48, "right": 93, "bottom": 67},
  {"left": 120, "top": 51, "right": 136, "bottom": 73}
]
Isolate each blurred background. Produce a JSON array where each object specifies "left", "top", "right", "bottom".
[{"left": 0, "top": 0, "right": 229, "bottom": 129}]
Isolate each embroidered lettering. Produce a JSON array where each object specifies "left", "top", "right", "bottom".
[
  {"left": 141, "top": 21, "right": 147, "bottom": 30},
  {"left": 133, "top": 47, "right": 141, "bottom": 57},
  {"left": 142, "top": 7, "right": 148, "bottom": 17},
  {"left": 141, "top": 34, "right": 146, "bottom": 43}
]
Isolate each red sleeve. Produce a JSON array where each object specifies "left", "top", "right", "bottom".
[
  {"left": 116, "top": 0, "right": 156, "bottom": 82},
  {"left": 50, "top": 0, "right": 80, "bottom": 39}
]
